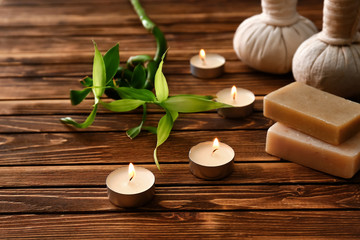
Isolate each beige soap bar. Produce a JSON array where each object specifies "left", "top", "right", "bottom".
[
  {"left": 266, "top": 123, "right": 360, "bottom": 178},
  {"left": 264, "top": 82, "right": 360, "bottom": 145}
]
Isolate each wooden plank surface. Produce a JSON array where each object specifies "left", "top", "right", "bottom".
[
  {"left": 0, "top": 112, "right": 272, "bottom": 133},
  {"left": 2, "top": 0, "right": 359, "bottom": 239},
  {"left": 1, "top": 163, "right": 359, "bottom": 188},
  {"left": 2, "top": 184, "right": 360, "bottom": 213},
  {"left": 1, "top": 212, "right": 360, "bottom": 239},
  {"left": 0, "top": 97, "right": 264, "bottom": 115},
  {"left": 0, "top": 60, "right": 258, "bottom": 76},
  {"left": 0, "top": 130, "right": 275, "bottom": 165},
  {"left": 0, "top": 74, "right": 291, "bottom": 99}
]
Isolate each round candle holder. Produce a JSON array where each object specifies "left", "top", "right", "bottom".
[
  {"left": 189, "top": 141, "right": 235, "bottom": 180},
  {"left": 190, "top": 53, "right": 225, "bottom": 79},
  {"left": 106, "top": 166, "right": 155, "bottom": 208},
  {"left": 216, "top": 87, "right": 255, "bottom": 118}
]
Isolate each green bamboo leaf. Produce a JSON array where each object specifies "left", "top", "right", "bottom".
[
  {"left": 80, "top": 77, "right": 93, "bottom": 87},
  {"left": 60, "top": 104, "right": 98, "bottom": 128},
  {"left": 126, "top": 104, "right": 148, "bottom": 139},
  {"left": 101, "top": 99, "right": 145, "bottom": 112},
  {"left": 118, "top": 78, "right": 131, "bottom": 88},
  {"left": 92, "top": 41, "right": 106, "bottom": 98},
  {"left": 142, "top": 126, "right": 157, "bottom": 134},
  {"left": 123, "top": 69, "right": 133, "bottom": 81},
  {"left": 70, "top": 88, "right": 91, "bottom": 106},
  {"left": 153, "top": 111, "right": 173, "bottom": 169},
  {"left": 173, "top": 94, "right": 214, "bottom": 100},
  {"left": 114, "top": 66, "right": 124, "bottom": 79},
  {"left": 153, "top": 148, "right": 160, "bottom": 170},
  {"left": 107, "top": 79, "right": 115, "bottom": 87},
  {"left": 126, "top": 125, "right": 142, "bottom": 139},
  {"left": 126, "top": 124, "right": 157, "bottom": 139},
  {"left": 154, "top": 54, "right": 168, "bottom": 102},
  {"left": 168, "top": 109, "right": 178, "bottom": 122},
  {"left": 104, "top": 43, "right": 120, "bottom": 83},
  {"left": 163, "top": 95, "right": 231, "bottom": 113},
  {"left": 131, "top": 64, "right": 147, "bottom": 89},
  {"left": 156, "top": 111, "right": 173, "bottom": 147},
  {"left": 115, "top": 87, "right": 156, "bottom": 101}
]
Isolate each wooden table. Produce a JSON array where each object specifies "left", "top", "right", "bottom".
[{"left": 1, "top": 0, "right": 360, "bottom": 239}]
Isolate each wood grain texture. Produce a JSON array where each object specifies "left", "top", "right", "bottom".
[
  {"left": 1, "top": 163, "right": 358, "bottom": 188},
  {"left": 0, "top": 0, "right": 322, "bottom": 26},
  {"left": 0, "top": 97, "right": 264, "bottom": 115},
  {"left": 1, "top": 184, "right": 360, "bottom": 213},
  {"left": 1, "top": 0, "right": 357, "bottom": 238},
  {"left": 0, "top": 60, "right": 257, "bottom": 77},
  {"left": 0, "top": 130, "right": 274, "bottom": 165},
  {"left": 0, "top": 23, "right": 243, "bottom": 37},
  {"left": 0, "top": 73, "right": 291, "bottom": 100},
  {"left": 0, "top": 211, "right": 359, "bottom": 239},
  {"left": 0, "top": 112, "right": 273, "bottom": 133},
  {"left": 0, "top": 49, "right": 243, "bottom": 65},
  {"left": 0, "top": 34, "right": 239, "bottom": 53}
]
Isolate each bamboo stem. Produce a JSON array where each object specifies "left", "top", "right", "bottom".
[{"left": 130, "top": 0, "right": 167, "bottom": 63}]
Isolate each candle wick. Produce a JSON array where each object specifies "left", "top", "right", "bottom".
[
  {"left": 201, "top": 58, "right": 206, "bottom": 66},
  {"left": 129, "top": 175, "right": 134, "bottom": 182},
  {"left": 212, "top": 148, "right": 218, "bottom": 155}
]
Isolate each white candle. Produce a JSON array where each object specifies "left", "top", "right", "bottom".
[
  {"left": 190, "top": 49, "right": 225, "bottom": 78},
  {"left": 216, "top": 86, "right": 255, "bottom": 118},
  {"left": 189, "top": 138, "right": 235, "bottom": 180},
  {"left": 106, "top": 163, "right": 155, "bottom": 208}
]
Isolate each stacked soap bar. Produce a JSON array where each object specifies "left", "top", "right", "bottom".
[{"left": 264, "top": 82, "right": 360, "bottom": 178}]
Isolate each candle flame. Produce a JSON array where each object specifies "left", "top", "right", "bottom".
[
  {"left": 199, "top": 49, "right": 206, "bottom": 63},
  {"left": 231, "top": 85, "right": 237, "bottom": 101},
  {"left": 212, "top": 138, "right": 220, "bottom": 154},
  {"left": 128, "top": 163, "right": 135, "bottom": 181}
]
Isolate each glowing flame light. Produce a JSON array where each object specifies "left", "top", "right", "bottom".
[
  {"left": 213, "top": 138, "right": 220, "bottom": 149},
  {"left": 212, "top": 138, "right": 220, "bottom": 155},
  {"left": 231, "top": 85, "right": 237, "bottom": 101},
  {"left": 199, "top": 49, "right": 206, "bottom": 63},
  {"left": 128, "top": 163, "right": 135, "bottom": 181}
]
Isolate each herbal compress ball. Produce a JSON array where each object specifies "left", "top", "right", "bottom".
[
  {"left": 233, "top": 0, "right": 317, "bottom": 74},
  {"left": 292, "top": 0, "right": 360, "bottom": 98}
]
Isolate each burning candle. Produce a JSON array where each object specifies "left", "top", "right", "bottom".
[
  {"left": 216, "top": 85, "right": 255, "bottom": 118},
  {"left": 190, "top": 49, "right": 225, "bottom": 79},
  {"left": 189, "top": 138, "right": 235, "bottom": 180},
  {"left": 106, "top": 163, "right": 155, "bottom": 208}
]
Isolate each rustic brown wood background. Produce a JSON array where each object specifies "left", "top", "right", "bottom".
[{"left": 1, "top": 0, "right": 360, "bottom": 239}]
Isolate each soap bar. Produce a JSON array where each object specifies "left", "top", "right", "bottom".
[
  {"left": 264, "top": 82, "right": 360, "bottom": 145},
  {"left": 266, "top": 123, "right": 360, "bottom": 178}
]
